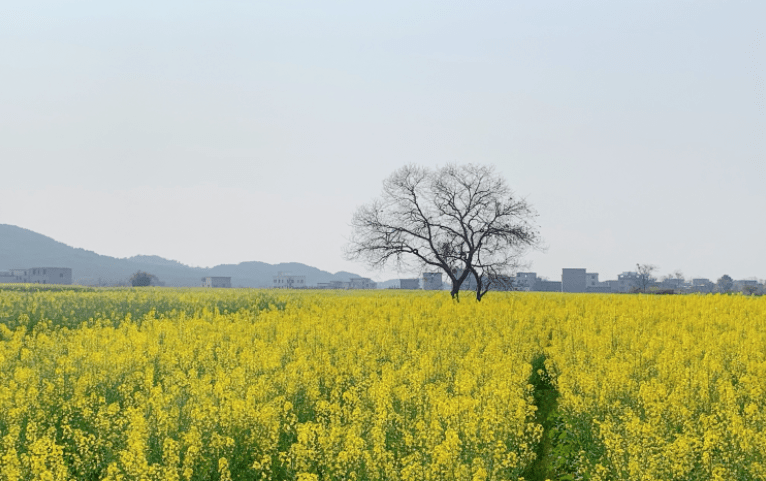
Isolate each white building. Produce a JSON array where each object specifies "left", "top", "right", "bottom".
[
  {"left": 562, "top": 268, "right": 587, "bottom": 293},
  {"left": 604, "top": 272, "right": 640, "bottom": 293},
  {"left": 272, "top": 272, "right": 306, "bottom": 288},
  {"left": 422, "top": 272, "right": 443, "bottom": 290},
  {"left": 536, "top": 280, "right": 563, "bottom": 292},
  {"left": 514, "top": 272, "right": 538, "bottom": 291},
  {"left": 317, "top": 280, "right": 349, "bottom": 289},
  {"left": 659, "top": 278, "right": 685, "bottom": 289},
  {"left": 0, "top": 271, "right": 16, "bottom": 283},
  {"left": 585, "top": 272, "right": 611, "bottom": 292},
  {"left": 734, "top": 279, "right": 762, "bottom": 294},
  {"left": 690, "top": 278, "right": 714, "bottom": 293},
  {"left": 0, "top": 267, "right": 72, "bottom": 285},
  {"left": 202, "top": 277, "right": 232, "bottom": 288},
  {"left": 349, "top": 277, "right": 376, "bottom": 289},
  {"left": 399, "top": 278, "right": 420, "bottom": 289},
  {"left": 315, "top": 277, "right": 376, "bottom": 289}
]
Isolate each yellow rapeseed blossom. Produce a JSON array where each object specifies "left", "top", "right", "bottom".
[{"left": 0, "top": 286, "right": 764, "bottom": 480}]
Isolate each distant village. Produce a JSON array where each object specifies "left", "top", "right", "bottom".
[
  {"left": 506, "top": 269, "right": 764, "bottom": 295},
  {"left": 2, "top": 266, "right": 763, "bottom": 295},
  {"left": 272, "top": 269, "right": 765, "bottom": 294},
  {"left": 0, "top": 267, "right": 73, "bottom": 285}
]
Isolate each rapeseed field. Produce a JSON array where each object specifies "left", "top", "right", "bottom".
[{"left": 0, "top": 287, "right": 763, "bottom": 480}]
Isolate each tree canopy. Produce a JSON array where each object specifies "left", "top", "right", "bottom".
[{"left": 130, "top": 271, "right": 156, "bottom": 287}]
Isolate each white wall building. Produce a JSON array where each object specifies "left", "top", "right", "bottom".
[
  {"left": 315, "top": 277, "right": 376, "bottom": 289},
  {"left": 349, "top": 277, "right": 376, "bottom": 289},
  {"left": 203, "top": 277, "right": 232, "bottom": 288},
  {"left": 585, "top": 272, "right": 611, "bottom": 292},
  {"left": 562, "top": 268, "right": 587, "bottom": 293},
  {"left": 514, "top": 272, "right": 538, "bottom": 291},
  {"left": 0, "top": 267, "right": 72, "bottom": 285},
  {"left": 604, "top": 272, "right": 639, "bottom": 293},
  {"left": 273, "top": 272, "right": 306, "bottom": 288},
  {"left": 317, "top": 280, "right": 349, "bottom": 289},
  {"left": 422, "top": 272, "right": 443, "bottom": 290},
  {"left": 690, "top": 278, "right": 714, "bottom": 293},
  {"left": 734, "top": 279, "right": 762, "bottom": 294},
  {"left": 0, "top": 271, "right": 16, "bottom": 283}
]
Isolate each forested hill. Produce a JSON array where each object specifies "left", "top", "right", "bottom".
[{"left": 0, "top": 224, "right": 359, "bottom": 287}]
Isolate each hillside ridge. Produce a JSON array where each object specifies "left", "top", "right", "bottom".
[{"left": 0, "top": 224, "right": 361, "bottom": 287}]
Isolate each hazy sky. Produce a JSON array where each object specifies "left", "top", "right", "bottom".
[{"left": 1, "top": 1, "right": 764, "bottom": 282}]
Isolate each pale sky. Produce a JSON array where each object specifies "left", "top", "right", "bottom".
[{"left": 1, "top": 1, "right": 764, "bottom": 282}]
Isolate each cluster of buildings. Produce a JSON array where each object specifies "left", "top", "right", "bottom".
[
  {"left": 513, "top": 269, "right": 615, "bottom": 293},
  {"left": 273, "top": 272, "right": 306, "bottom": 288},
  {"left": 0, "top": 268, "right": 235, "bottom": 288},
  {"left": 272, "top": 272, "right": 377, "bottom": 290},
  {"left": 511, "top": 268, "right": 764, "bottom": 294},
  {"left": 0, "top": 267, "right": 72, "bottom": 285},
  {"left": 2, "top": 265, "right": 762, "bottom": 295},
  {"left": 385, "top": 268, "right": 764, "bottom": 295},
  {"left": 385, "top": 273, "right": 444, "bottom": 290}
]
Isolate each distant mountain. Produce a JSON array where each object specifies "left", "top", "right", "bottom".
[
  {"left": 125, "top": 255, "right": 188, "bottom": 268},
  {"left": 0, "top": 224, "right": 363, "bottom": 287}
]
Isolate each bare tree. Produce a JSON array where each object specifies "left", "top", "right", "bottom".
[
  {"left": 635, "top": 263, "right": 657, "bottom": 293},
  {"left": 345, "top": 164, "right": 541, "bottom": 301},
  {"left": 660, "top": 269, "right": 685, "bottom": 288}
]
